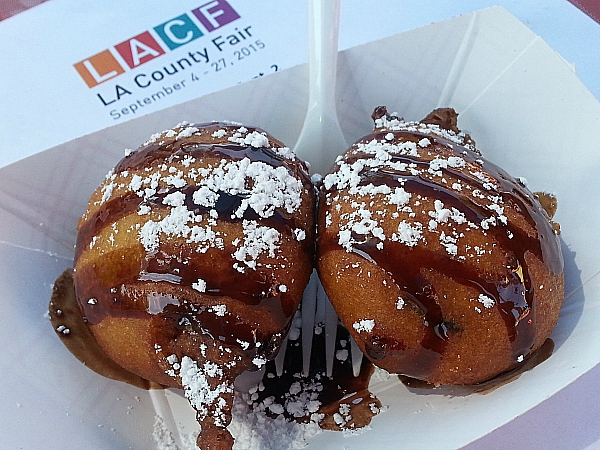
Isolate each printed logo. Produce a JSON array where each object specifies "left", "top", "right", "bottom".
[
  {"left": 154, "top": 14, "right": 204, "bottom": 50},
  {"left": 191, "top": 0, "right": 240, "bottom": 32},
  {"left": 74, "top": 0, "right": 240, "bottom": 88},
  {"left": 115, "top": 31, "right": 166, "bottom": 69},
  {"left": 73, "top": 49, "right": 126, "bottom": 89}
]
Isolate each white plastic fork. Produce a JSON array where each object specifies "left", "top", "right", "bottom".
[
  {"left": 293, "top": 0, "right": 346, "bottom": 176},
  {"left": 273, "top": 0, "right": 363, "bottom": 379}
]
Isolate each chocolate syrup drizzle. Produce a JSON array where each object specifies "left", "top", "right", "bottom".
[
  {"left": 76, "top": 135, "right": 313, "bottom": 260},
  {"left": 319, "top": 112, "right": 563, "bottom": 380}
]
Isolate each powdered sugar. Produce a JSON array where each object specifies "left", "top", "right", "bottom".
[
  {"left": 152, "top": 415, "right": 180, "bottom": 450},
  {"left": 192, "top": 279, "right": 207, "bottom": 293},
  {"left": 228, "top": 391, "right": 323, "bottom": 450},
  {"left": 477, "top": 294, "right": 496, "bottom": 309},
  {"left": 228, "top": 129, "right": 270, "bottom": 148},
  {"left": 353, "top": 319, "right": 375, "bottom": 333},
  {"left": 152, "top": 387, "right": 324, "bottom": 450},
  {"left": 140, "top": 206, "right": 198, "bottom": 252},
  {"left": 391, "top": 220, "right": 424, "bottom": 247},
  {"left": 373, "top": 114, "right": 474, "bottom": 149},
  {"left": 209, "top": 304, "right": 227, "bottom": 317},
  {"left": 168, "top": 355, "right": 234, "bottom": 429},
  {"left": 232, "top": 221, "right": 281, "bottom": 271}
]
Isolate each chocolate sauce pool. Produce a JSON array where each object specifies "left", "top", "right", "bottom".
[
  {"left": 49, "top": 269, "right": 552, "bottom": 432},
  {"left": 49, "top": 269, "right": 382, "bottom": 431}
]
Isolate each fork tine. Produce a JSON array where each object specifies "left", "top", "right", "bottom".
[
  {"left": 318, "top": 281, "right": 338, "bottom": 378},
  {"left": 149, "top": 388, "right": 183, "bottom": 449},
  {"left": 274, "top": 334, "right": 289, "bottom": 377},
  {"left": 349, "top": 334, "right": 363, "bottom": 377},
  {"left": 314, "top": 279, "right": 326, "bottom": 326},
  {"left": 301, "top": 270, "right": 318, "bottom": 377},
  {"left": 296, "top": 270, "right": 363, "bottom": 379}
]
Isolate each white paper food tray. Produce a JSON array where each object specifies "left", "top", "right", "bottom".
[{"left": 1, "top": 7, "right": 599, "bottom": 450}]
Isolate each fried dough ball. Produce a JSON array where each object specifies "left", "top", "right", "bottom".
[
  {"left": 74, "top": 121, "right": 315, "bottom": 449},
  {"left": 317, "top": 107, "right": 563, "bottom": 386}
]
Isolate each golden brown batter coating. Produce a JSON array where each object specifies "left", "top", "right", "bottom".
[
  {"left": 73, "top": 121, "right": 315, "bottom": 448},
  {"left": 317, "top": 107, "right": 563, "bottom": 386}
]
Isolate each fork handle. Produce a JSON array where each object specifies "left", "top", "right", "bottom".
[{"left": 308, "top": 0, "right": 341, "bottom": 112}]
